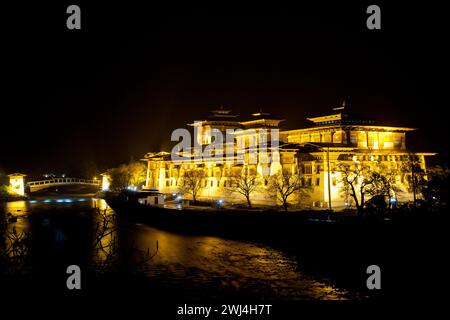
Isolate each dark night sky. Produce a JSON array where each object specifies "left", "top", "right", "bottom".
[{"left": 2, "top": 2, "right": 449, "bottom": 179}]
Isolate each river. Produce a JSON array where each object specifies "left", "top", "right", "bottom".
[{"left": 0, "top": 196, "right": 359, "bottom": 300}]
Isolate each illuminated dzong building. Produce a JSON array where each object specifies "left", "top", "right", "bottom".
[{"left": 142, "top": 107, "right": 434, "bottom": 208}]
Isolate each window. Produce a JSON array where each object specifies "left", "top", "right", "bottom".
[
  {"left": 316, "top": 177, "right": 320, "bottom": 186},
  {"left": 312, "top": 134, "right": 321, "bottom": 142},
  {"left": 301, "top": 134, "right": 311, "bottom": 143},
  {"left": 350, "top": 133, "right": 357, "bottom": 145},
  {"left": 303, "top": 164, "right": 312, "bottom": 174},
  {"left": 333, "top": 131, "right": 342, "bottom": 143},
  {"left": 367, "top": 132, "right": 376, "bottom": 148},
  {"left": 393, "top": 134, "right": 401, "bottom": 148},
  {"left": 357, "top": 132, "right": 367, "bottom": 148},
  {"left": 321, "top": 133, "right": 331, "bottom": 143}
]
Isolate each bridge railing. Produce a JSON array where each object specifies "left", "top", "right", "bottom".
[{"left": 27, "top": 178, "right": 101, "bottom": 186}]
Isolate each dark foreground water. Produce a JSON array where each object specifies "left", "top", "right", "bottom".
[{"left": 0, "top": 196, "right": 360, "bottom": 301}]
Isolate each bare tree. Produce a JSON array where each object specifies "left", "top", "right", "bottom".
[
  {"left": 91, "top": 206, "right": 158, "bottom": 274},
  {"left": 269, "top": 169, "right": 303, "bottom": 212},
  {"left": 367, "top": 164, "right": 400, "bottom": 211},
  {"left": 400, "top": 153, "right": 426, "bottom": 207},
  {"left": 228, "top": 167, "right": 261, "bottom": 207},
  {"left": 108, "top": 161, "right": 147, "bottom": 191},
  {"left": 0, "top": 223, "right": 31, "bottom": 277},
  {"left": 127, "top": 161, "right": 147, "bottom": 187},
  {"left": 108, "top": 166, "right": 129, "bottom": 191},
  {"left": 337, "top": 163, "right": 375, "bottom": 216},
  {"left": 179, "top": 169, "right": 205, "bottom": 203}
]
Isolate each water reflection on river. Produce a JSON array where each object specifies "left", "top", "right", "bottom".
[
  {"left": 1, "top": 197, "right": 356, "bottom": 300},
  {"left": 130, "top": 226, "right": 353, "bottom": 299}
]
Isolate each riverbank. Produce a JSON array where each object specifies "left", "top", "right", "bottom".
[
  {"left": 106, "top": 195, "right": 449, "bottom": 300},
  {"left": 1, "top": 197, "right": 364, "bottom": 303},
  {"left": 0, "top": 186, "right": 27, "bottom": 203},
  {"left": 1, "top": 194, "right": 447, "bottom": 306}
]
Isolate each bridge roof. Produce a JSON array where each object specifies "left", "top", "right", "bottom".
[{"left": 8, "top": 173, "right": 27, "bottom": 177}]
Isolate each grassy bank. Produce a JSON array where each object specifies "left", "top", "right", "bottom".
[{"left": 0, "top": 184, "right": 27, "bottom": 203}]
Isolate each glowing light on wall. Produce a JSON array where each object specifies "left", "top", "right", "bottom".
[
  {"left": 101, "top": 173, "right": 111, "bottom": 191},
  {"left": 8, "top": 174, "right": 26, "bottom": 196}
]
